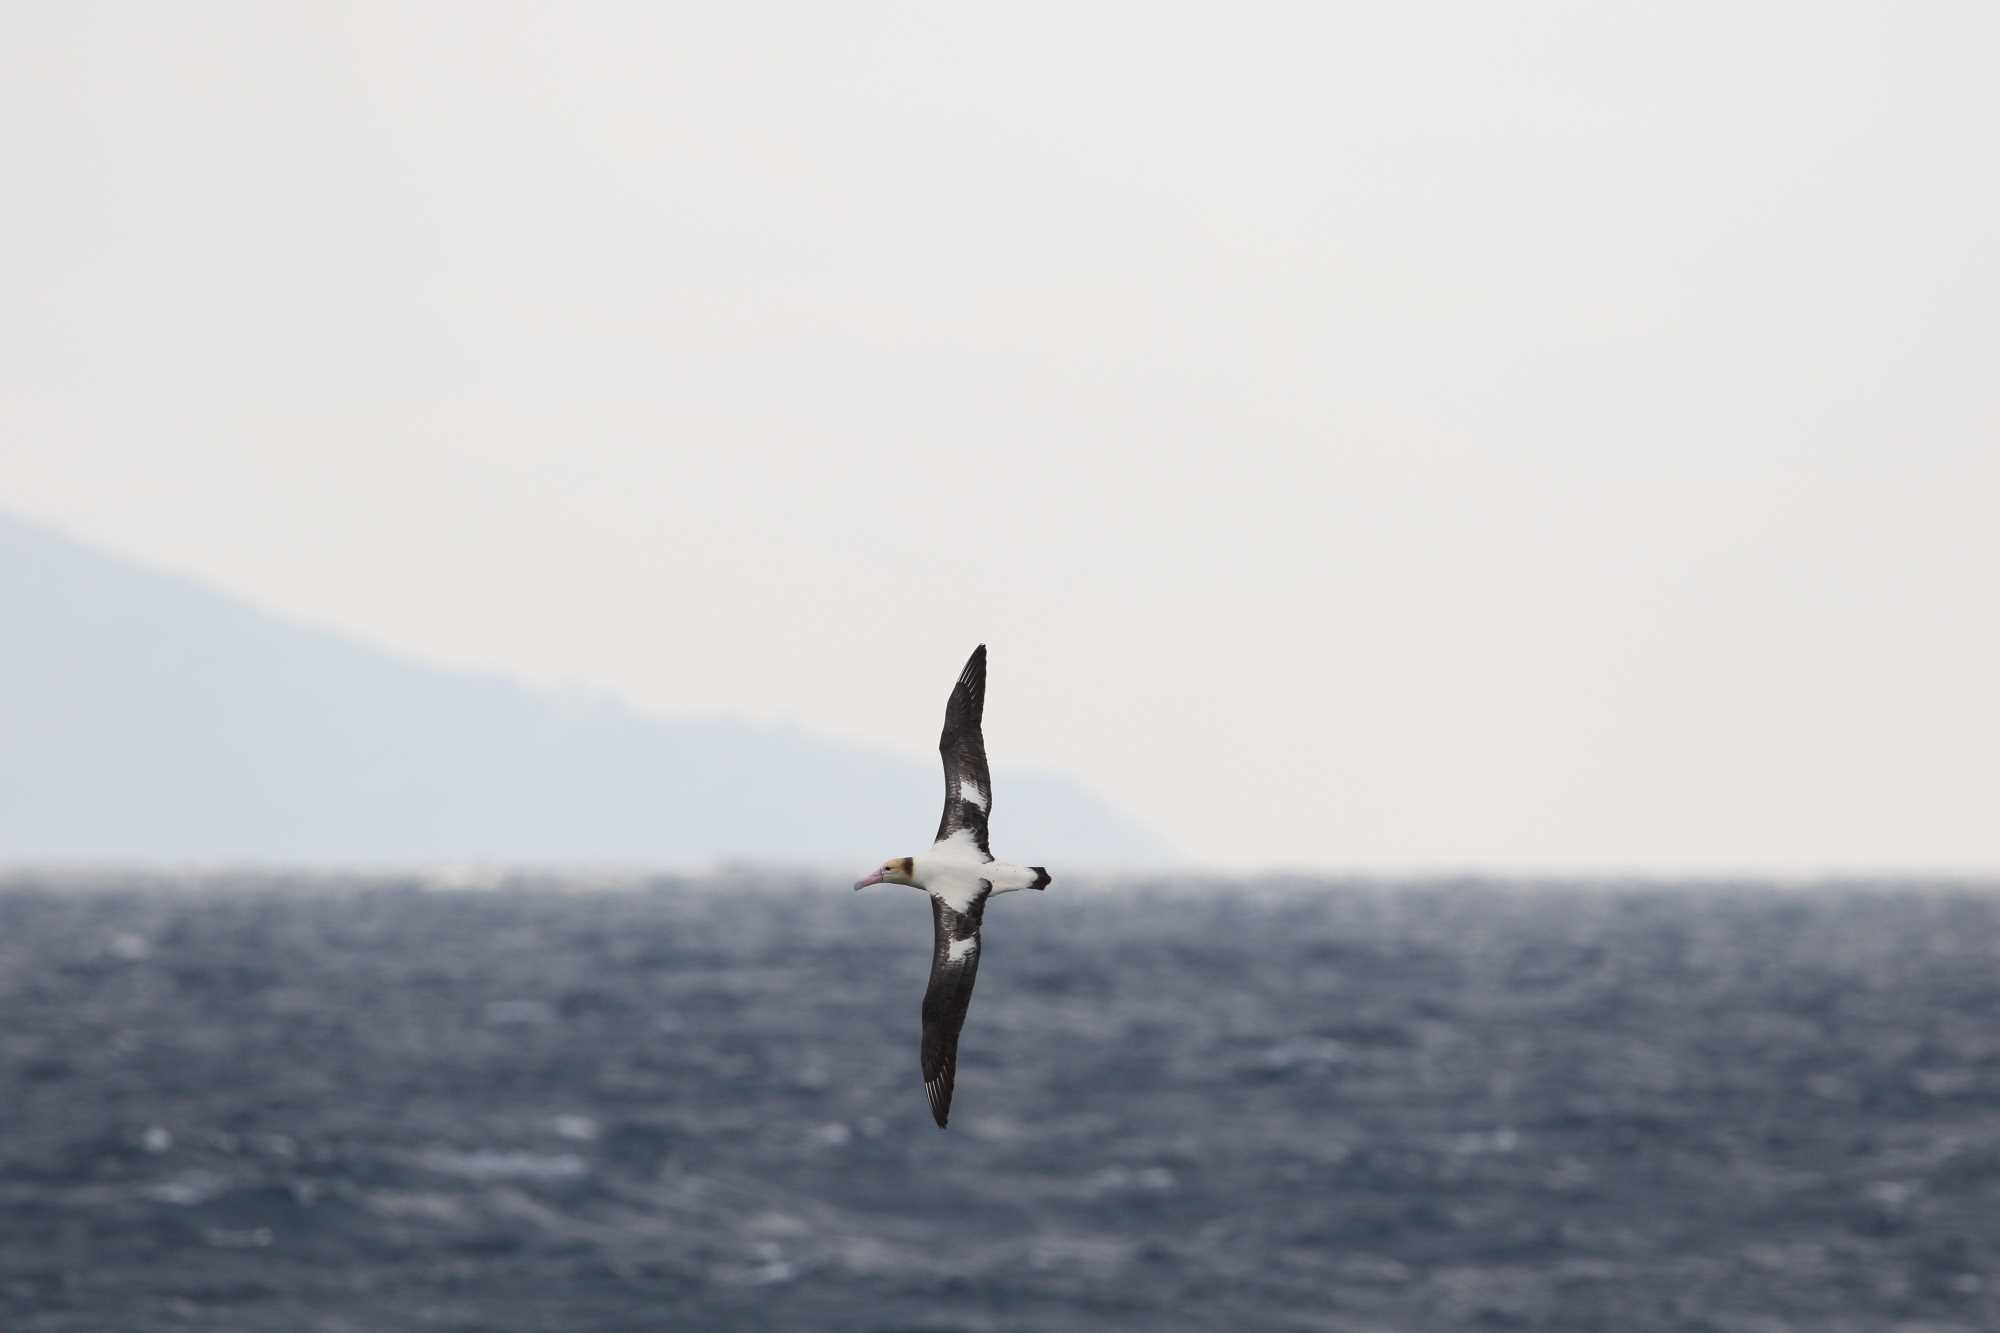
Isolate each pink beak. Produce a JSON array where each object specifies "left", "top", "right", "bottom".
[{"left": 853, "top": 869, "right": 887, "bottom": 891}]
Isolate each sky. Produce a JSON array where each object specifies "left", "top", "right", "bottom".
[{"left": 2, "top": 2, "right": 1996, "bottom": 873}]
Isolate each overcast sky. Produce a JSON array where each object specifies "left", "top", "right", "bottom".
[{"left": 3, "top": 2, "right": 1995, "bottom": 872}]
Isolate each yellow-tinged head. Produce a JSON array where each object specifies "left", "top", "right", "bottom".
[{"left": 853, "top": 857, "right": 915, "bottom": 891}]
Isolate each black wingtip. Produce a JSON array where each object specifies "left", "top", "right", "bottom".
[
  {"left": 950, "top": 646, "right": 988, "bottom": 703},
  {"left": 926, "top": 1078, "right": 952, "bottom": 1128},
  {"left": 1029, "top": 866, "right": 1051, "bottom": 891}
]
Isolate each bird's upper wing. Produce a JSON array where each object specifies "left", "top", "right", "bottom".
[
  {"left": 934, "top": 645, "right": 993, "bottom": 858},
  {"left": 920, "top": 892, "right": 987, "bottom": 1128}
]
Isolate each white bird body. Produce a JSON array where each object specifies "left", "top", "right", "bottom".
[{"left": 915, "top": 828, "right": 1043, "bottom": 913}]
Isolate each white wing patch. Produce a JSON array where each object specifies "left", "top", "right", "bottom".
[
  {"left": 947, "top": 935, "right": 979, "bottom": 963},
  {"left": 959, "top": 781, "right": 987, "bottom": 810}
]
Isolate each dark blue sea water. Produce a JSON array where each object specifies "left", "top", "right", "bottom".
[{"left": 3, "top": 874, "right": 1998, "bottom": 1331}]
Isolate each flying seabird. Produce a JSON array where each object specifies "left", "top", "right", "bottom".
[{"left": 854, "top": 644, "right": 1050, "bottom": 1128}]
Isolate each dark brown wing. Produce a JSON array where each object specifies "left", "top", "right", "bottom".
[
  {"left": 920, "top": 891, "right": 988, "bottom": 1128},
  {"left": 934, "top": 645, "right": 993, "bottom": 858}
]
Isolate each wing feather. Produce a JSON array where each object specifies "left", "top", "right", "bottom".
[
  {"left": 920, "top": 892, "right": 987, "bottom": 1128},
  {"left": 934, "top": 645, "right": 993, "bottom": 858}
]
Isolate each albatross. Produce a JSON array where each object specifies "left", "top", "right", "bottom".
[{"left": 854, "top": 644, "right": 1050, "bottom": 1128}]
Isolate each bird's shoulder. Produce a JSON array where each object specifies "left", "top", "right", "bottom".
[{"left": 926, "top": 828, "right": 993, "bottom": 866}]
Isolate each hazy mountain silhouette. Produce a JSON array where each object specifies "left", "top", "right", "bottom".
[{"left": 0, "top": 511, "right": 1170, "bottom": 865}]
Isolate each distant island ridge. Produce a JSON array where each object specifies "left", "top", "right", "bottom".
[{"left": 0, "top": 510, "right": 1170, "bottom": 866}]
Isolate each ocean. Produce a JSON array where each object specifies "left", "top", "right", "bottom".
[{"left": 2, "top": 873, "right": 1996, "bottom": 1331}]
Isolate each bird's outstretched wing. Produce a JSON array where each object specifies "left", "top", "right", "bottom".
[
  {"left": 920, "top": 893, "right": 986, "bottom": 1128},
  {"left": 934, "top": 645, "right": 993, "bottom": 858}
]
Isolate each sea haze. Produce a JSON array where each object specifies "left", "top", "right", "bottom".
[
  {"left": 0, "top": 510, "right": 1167, "bottom": 866},
  {"left": 2, "top": 874, "right": 1997, "bottom": 1332}
]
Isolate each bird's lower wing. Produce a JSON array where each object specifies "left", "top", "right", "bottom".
[{"left": 921, "top": 896, "right": 985, "bottom": 1128}]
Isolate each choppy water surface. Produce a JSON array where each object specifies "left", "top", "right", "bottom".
[{"left": 3, "top": 874, "right": 1998, "bottom": 1331}]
